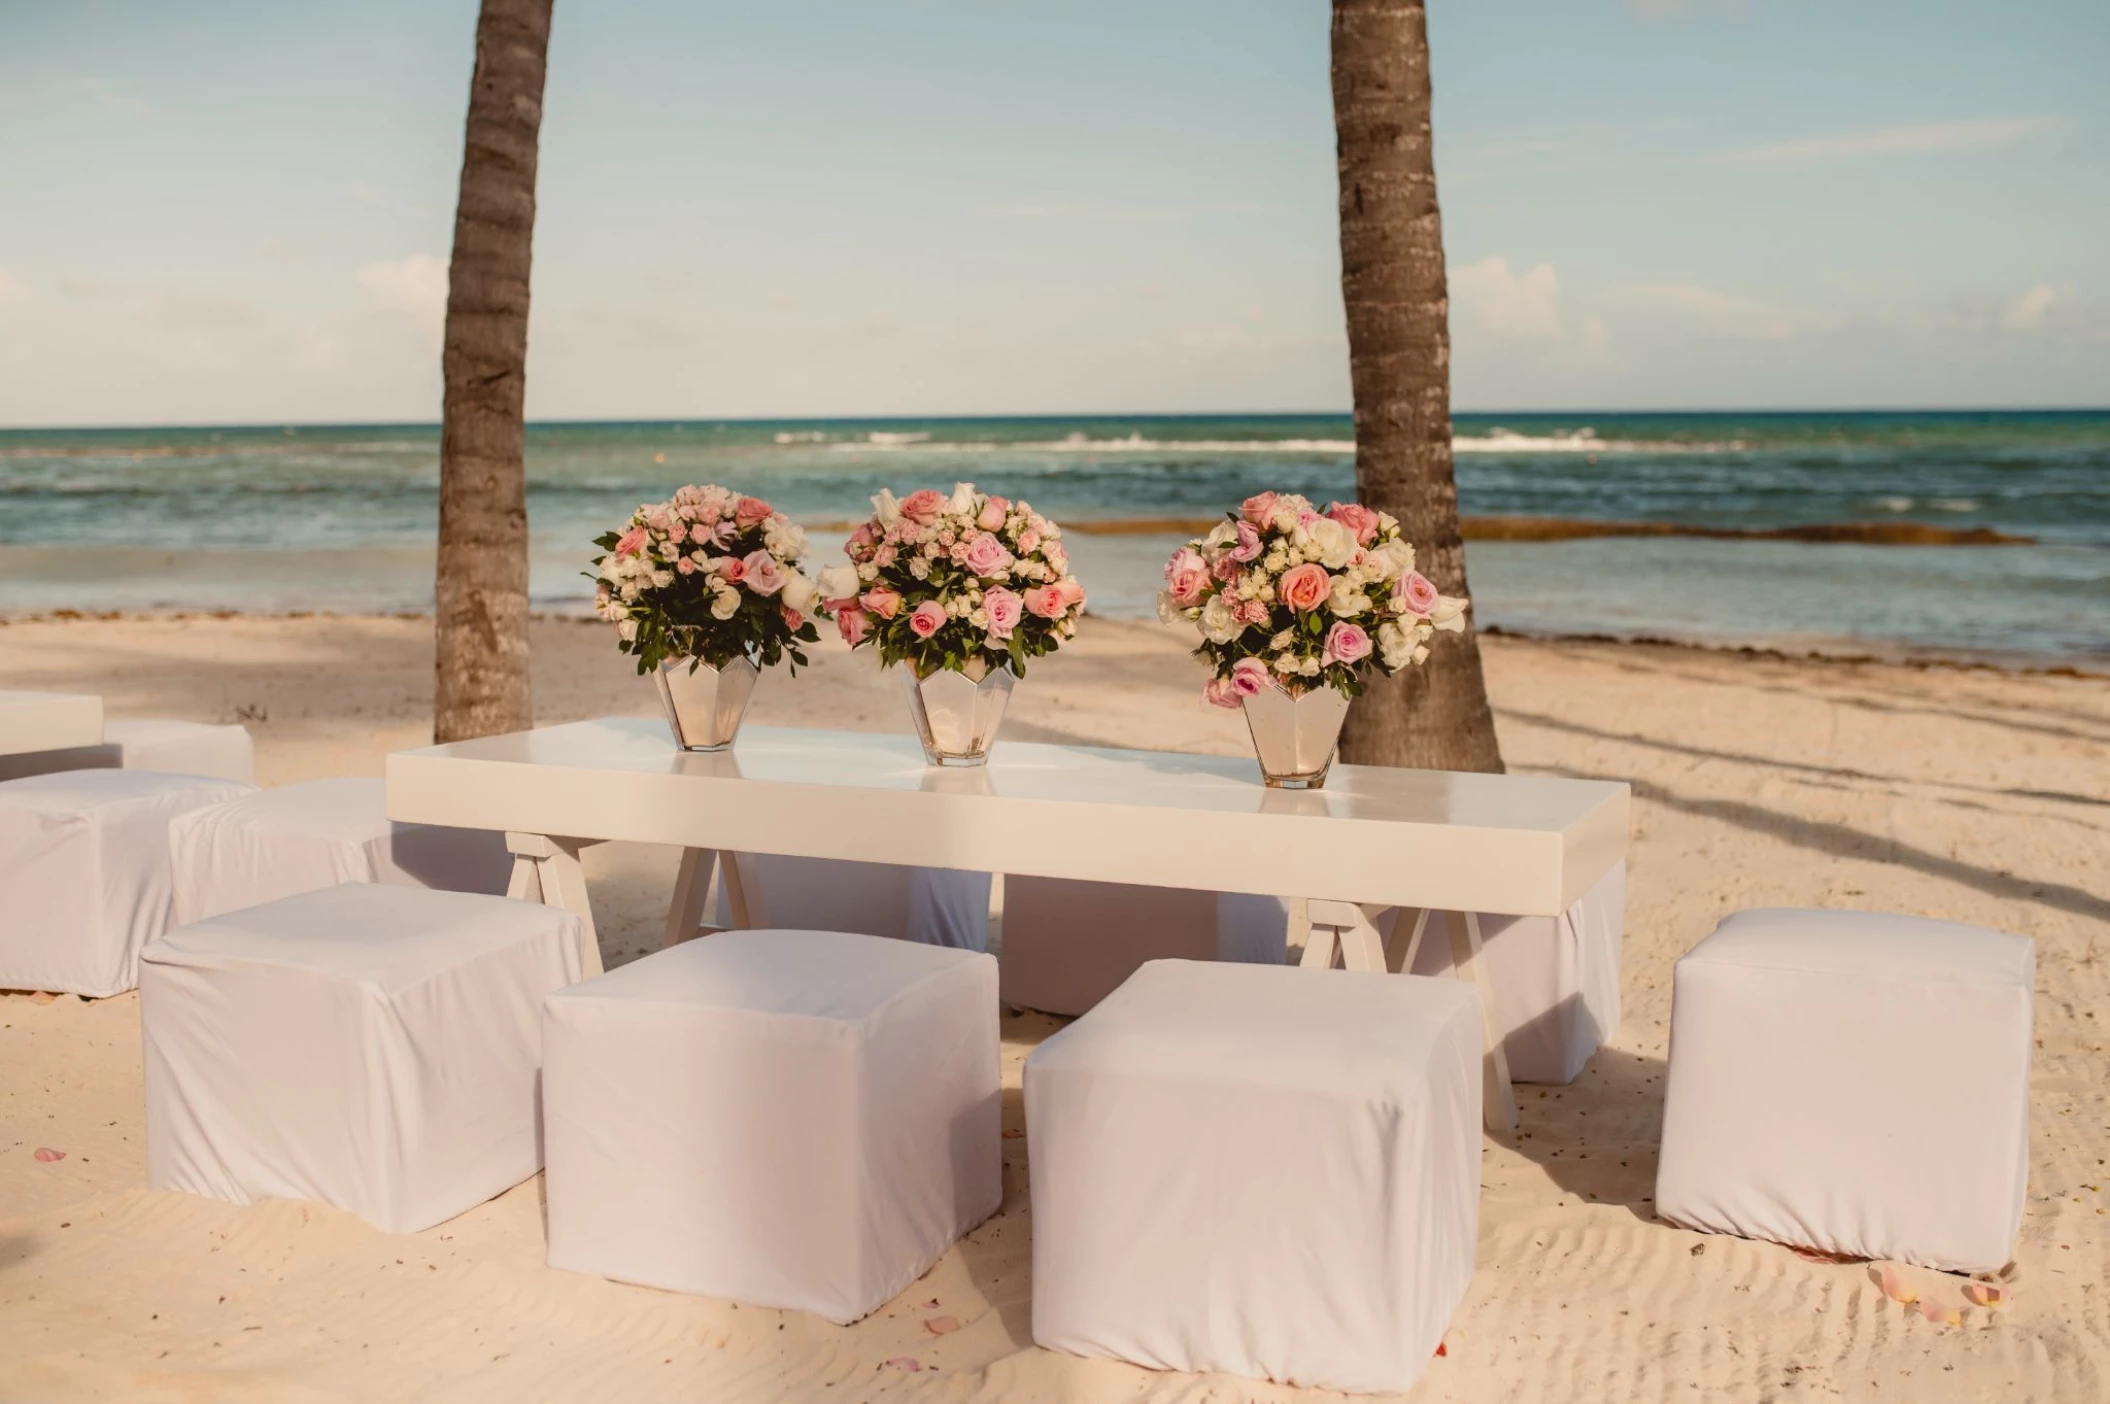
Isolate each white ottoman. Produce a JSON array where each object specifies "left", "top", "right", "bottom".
[
  {"left": 544, "top": 929, "right": 1000, "bottom": 1324},
  {"left": 169, "top": 777, "right": 510, "bottom": 925},
  {"left": 704, "top": 854, "right": 991, "bottom": 949},
  {"left": 0, "top": 770, "right": 256, "bottom": 996},
  {"left": 1001, "top": 878, "right": 1283, "bottom": 1017},
  {"left": 0, "top": 718, "right": 255, "bottom": 785},
  {"left": 1027, "top": 960, "right": 1482, "bottom": 1395},
  {"left": 141, "top": 883, "right": 583, "bottom": 1234},
  {"left": 1214, "top": 861, "right": 1625, "bottom": 1085},
  {"left": 1656, "top": 908, "right": 2033, "bottom": 1273}
]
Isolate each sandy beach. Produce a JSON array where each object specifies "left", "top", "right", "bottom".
[{"left": 2, "top": 613, "right": 2106, "bottom": 1402}]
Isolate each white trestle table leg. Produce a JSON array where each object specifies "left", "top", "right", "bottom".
[
  {"left": 663, "top": 847, "right": 719, "bottom": 948},
  {"left": 505, "top": 832, "right": 606, "bottom": 978},
  {"left": 720, "top": 851, "right": 770, "bottom": 929},
  {"left": 1294, "top": 898, "right": 1517, "bottom": 1133}
]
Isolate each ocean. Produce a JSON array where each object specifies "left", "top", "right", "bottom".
[{"left": 2, "top": 411, "right": 2104, "bottom": 664}]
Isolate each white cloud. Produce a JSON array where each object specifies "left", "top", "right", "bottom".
[
  {"left": 1449, "top": 256, "right": 1563, "bottom": 341},
  {"left": 358, "top": 254, "right": 449, "bottom": 320},
  {"left": 2001, "top": 282, "right": 2058, "bottom": 330},
  {"left": 1621, "top": 283, "right": 1793, "bottom": 341},
  {"left": 1712, "top": 117, "right": 2063, "bottom": 170}
]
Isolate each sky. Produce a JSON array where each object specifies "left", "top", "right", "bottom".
[{"left": 0, "top": 0, "right": 2104, "bottom": 426}]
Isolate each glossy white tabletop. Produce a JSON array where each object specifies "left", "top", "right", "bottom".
[
  {"left": 388, "top": 718, "right": 1629, "bottom": 916},
  {"left": 0, "top": 689, "right": 103, "bottom": 757}
]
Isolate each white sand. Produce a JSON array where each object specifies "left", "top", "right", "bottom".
[{"left": 2, "top": 614, "right": 2106, "bottom": 1401}]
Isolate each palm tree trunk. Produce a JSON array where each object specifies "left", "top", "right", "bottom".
[
  {"left": 433, "top": 0, "right": 552, "bottom": 743},
  {"left": 1328, "top": 0, "right": 1503, "bottom": 775}
]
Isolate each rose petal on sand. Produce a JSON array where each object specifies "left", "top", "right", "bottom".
[
  {"left": 33, "top": 1147, "right": 66, "bottom": 1162},
  {"left": 1963, "top": 1282, "right": 2006, "bottom": 1307},
  {"left": 1917, "top": 1298, "right": 1964, "bottom": 1327},
  {"left": 30, "top": 991, "right": 58, "bottom": 1005},
  {"left": 886, "top": 1357, "right": 922, "bottom": 1372},
  {"left": 924, "top": 1316, "right": 960, "bottom": 1336},
  {"left": 1876, "top": 1264, "right": 1918, "bottom": 1305}
]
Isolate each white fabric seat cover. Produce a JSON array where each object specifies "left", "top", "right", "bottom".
[
  {"left": 1214, "top": 861, "right": 1625, "bottom": 1084},
  {"left": 710, "top": 854, "right": 991, "bottom": 949},
  {"left": 1002, "top": 878, "right": 1284, "bottom": 1016},
  {"left": 543, "top": 929, "right": 1000, "bottom": 1324},
  {"left": 0, "top": 769, "right": 256, "bottom": 996},
  {"left": 1655, "top": 908, "right": 2033, "bottom": 1273},
  {"left": 1026, "top": 960, "right": 1482, "bottom": 1395},
  {"left": 140, "top": 883, "right": 582, "bottom": 1235},
  {"left": 169, "top": 777, "right": 510, "bottom": 925},
  {"left": 0, "top": 718, "right": 256, "bottom": 785}
]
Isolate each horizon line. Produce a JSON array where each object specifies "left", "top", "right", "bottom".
[{"left": 2, "top": 404, "right": 2107, "bottom": 434}]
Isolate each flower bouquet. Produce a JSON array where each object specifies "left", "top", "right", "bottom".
[
  {"left": 592, "top": 484, "right": 821, "bottom": 751},
  {"left": 1159, "top": 491, "right": 1467, "bottom": 788},
  {"left": 821, "top": 482, "right": 1086, "bottom": 765}
]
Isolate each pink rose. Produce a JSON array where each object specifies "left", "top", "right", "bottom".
[
  {"left": 847, "top": 522, "right": 877, "bottom": 558},
  {"left": 1211, "top": 553, "right": 1244, "bottom": 584},
  {"left": 780, "top": 605, "right": 804, "bottom": 631},
  {"left": 1042, "top": 540, "right": 1068, "bottom": 574},
  {"left": 1016, "top": 529, "right": 1041, "bottom": 555},
  {"left": 1240, "top": 492, "right": 1279, "bottom": 527},
  {"left": 861, "top": 586, "right": 903, "bottom": 619},
  {"left": 719, "top": 556, "right": 746, "bottom": 584},
  {"left": 1164, "top": 547, "right": 1210, "bottom": 608},
  {"left": 1278, "top": 562, "right": 1331, "bottom": 613},
  {"left": 977, "top": 495, "right": 1009, "bottom": 531},
  {"left": 1326, "top": 501, "right": 1381, "bottom": 547},
  {"left": 1203, "top": 676, "right": 1242, "bottom": 709},
  {"left": 1229, "top": 656, "right": 1272, "bottom": 697},
  {"left": 1398, "top": 570, "right": 1439, "bottom": 616},
  {"left": 908, "top": 601, "right": 947, "bottom": 638},
  {"left": 834, "top": 606, "right": 871, "bottom": 646},
  {"left": 675, "top": 555, "right": 697, "bottom": 576},
  {"left": 741, "top": 550, "right": 786, "bottom": 596},
  {"left": 983, "top": 586, "right": 1024, "bottom": 639},
  {"left": 1055, "top": 577, "right": 1086, "bottom": 608},
  {"left": 735, "top": 496, "right": 773, "bottom": 530},
  {"left": 614, "top": 525, "right": 649, "bottom": 559},
  {"left": 900, "top": 489, "right": 946, "bottom": 524},
  {"left": 873, "top": 543, "right": 899, "bottom": 568},
  {"left": 963, "top": 531, "right": 1013, "bottom": 578},
  {"left": 1237, "top": 598, "right": 1270, "bottom": 625},
  {"left": 1232, "top": 520, "right": 1263, "bottom": 561},
  {"left": 1023, "top": 584, "right": 1066, "bottom": 619},
  {"left": 1324, "top": 621, "right": 1373, "bottom": 666},
  {"left": 687, "top": 523, "right": 709, "bottom": 545}
]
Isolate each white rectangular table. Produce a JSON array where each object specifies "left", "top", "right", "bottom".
[
  {"left": 387, "top": 718, "right": 1630, "bottom": 1129},
  {"left": 0, "top": 690, "right": 103, "bottom": 758}
]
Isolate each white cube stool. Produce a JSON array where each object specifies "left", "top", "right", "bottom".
[
  {"left": 169, "top": 777, "right": 511, "bottom": 925},
  {"left": 0, "top": 770, "right": 256, "bottom": 996},
  {"left": 1002, "top": 877, "right": 1283, "bottom": 1016},
  {"left": 141, "top": 883, "right": 583, "bottom": 1235},
  {"left": 544, "top": 929, "right": 1001, "bottom": 1324},
  {"left": 0, "top": 718, "right": 256, "bottom": 785},
  {"left": 1656, "top": 908, "right": 2033, "bottom": 1273},
  {"left": 1214, "top": 861, "right": 1625, "bottom": 1085},
  {"left": 1027, "top": 960, "right": 1482, "bottom": 1395},
  {"left": 695, "top": 853, "right": 991, "bottom": 949}
]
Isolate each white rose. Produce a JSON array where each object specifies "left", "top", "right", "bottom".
[
  {"left": 710, "top": 587, "right": 740, "bottom": 620},
  {"left": 1199, "top": 594, "right": 1243, "bottom": 644},
  {"left": 818, "top": 564, "right": 860, "bottom": 601},
  {"left": 1273, "top": 652, "right": 1300, "bottom": 674},
  {"left": 1309, "top": 517, "right": 1356, "bottom": 569},
  {"left": 1203, "top": 522, "right": 1237, "bottom": 551},
  {"left": 948, "top": 482, "right": 977, "bottom": 515},
  {"left": 870, "top": 489, "right": 902, "bottom": 528},
  {"left": 1156, "top": 590, "right": 1183, "bottom": 626},
  {"left": 1377, "top": 621, "right": 1413, "bottom": 671},
  {"left": 651, "top": 570, "right": 674, "bottom": 590},
  {"left": 1368, "top": 540, "right": 1415, "bottom": 580},
  {"left": 856, "top": 562, "right": 880, "bottom": 584},
  {"left": 909, "top": 556, "right": 931, "bottom": 579},
  {"left": 1298, "top": 655, "right": 1321, "bottom": 677},
  {"left": 781, "top": 571, "right": 819, "bottom": 615},
  {"left": 1327, "top": 577, "right": 1370, "bottom": 617},
  {"left": 617, "top": 618, "right": 639, "bottom": 642},
  {"left": 1430, "top": 595, "right": 1469, "bottom": 632}
]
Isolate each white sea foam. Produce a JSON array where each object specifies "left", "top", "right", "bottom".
[
  {"left": 1930, "top": 497, "right": 1980, "bottom": 512},
  {"left": 772, "top": 431, "right": 831, "bottom": 444},
  {"left": 823, "top": 428, "right": 1739, "bottom": 455},
  {"left": 1873, "top": 496, "right": 1915, "bottom": 512}
]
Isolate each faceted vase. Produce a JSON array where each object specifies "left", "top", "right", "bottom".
[
  {"left": 901, "top": 661, "right": 1016, "bottom": 767},
  {"left": 1240, "top": 680, "right": 1351, "bottom": 789},
  {"left": 655, "top": 654, "right": 760, "bottom": 752}
]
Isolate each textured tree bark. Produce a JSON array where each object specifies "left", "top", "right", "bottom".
[
  {"left": 433, "top": 0, "right": 552, "bottom": 743},
  {"left": 1329, "top": 0, "right": 1504, "bottom": 774}
]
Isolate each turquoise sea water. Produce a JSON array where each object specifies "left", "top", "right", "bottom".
[{"left": 1, "top": 411, "right": 2104, "bottom": 662}]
